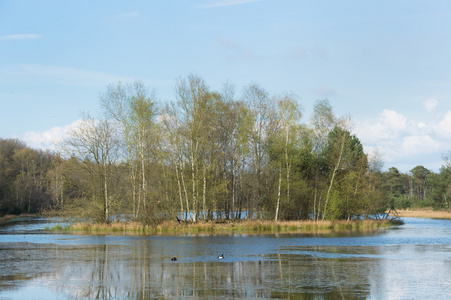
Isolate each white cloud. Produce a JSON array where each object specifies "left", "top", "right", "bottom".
[
  {"left": 401, "top": 135, "right": 441, "bottom": 156},
  {"left": 21, "top": 119, "right": 83, "bottom": 151},
  {"left": 423, "top": 98, "right": 438, "bottom": 113},
  {"left": 355, "top": 108, "right": 451, "bottom": 170},
  {"left": 355, "top": 109, "right": 408, "bottom": 144},
  {"left": 0, "top": 34, "right": 41, "bottom": 40},
  {"left": 380, "top": 109, "right": 407, "bottom": 132},
  {"left": 435, "top": 111, "right": 451, "bottom": 139},
  {"left": 199, "top": 0, "right": 263, "bottom": 8},
  {"left": 417, "top": 122, "right": 426, "bottom": 129}
]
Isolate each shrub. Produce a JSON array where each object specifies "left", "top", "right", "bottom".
[{"left": 394, "top": 195, "right": 411, "bottom": 209}]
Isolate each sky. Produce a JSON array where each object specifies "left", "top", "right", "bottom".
[{"left": 1, "top": 0, "right": 451, "bottom": 173}]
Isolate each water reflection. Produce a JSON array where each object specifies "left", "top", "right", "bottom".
[
  {"left": 1, "top": 242, "right": 374, "bottom": 299},
  {"left": 3, "top": 242, "right": 450, "bottom": 299},
  {"left": 1, "top": 218, "right": 451, "bottom": 299}
]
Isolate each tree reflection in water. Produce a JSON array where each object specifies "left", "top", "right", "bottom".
[
  {"left": 0, "top": 242, "right": 375, "bottom": 299},
  {"left": 2, "top": 221, "right": 451, "bottom": 299}
]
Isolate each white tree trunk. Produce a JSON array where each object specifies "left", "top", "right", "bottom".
[
  {"left": 323, "top": 134, "right": 345, "bottom": 220},
  {"left": 275, "top": 162, "right": 282, "bottom": 221}
]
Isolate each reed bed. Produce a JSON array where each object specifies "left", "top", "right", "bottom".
[
  {"left": 50, "top": 218, "right": 396, "bottom": 235},
  {"left": 56, "top": 221, "right": 154, "bottom": 233},
  {"left": 392, "top": 209, "right": 451, "bottom": 219}
]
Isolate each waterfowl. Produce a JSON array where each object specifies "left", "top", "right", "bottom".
[
  {"left": 218, "top": 254, "right": 224, "bottom": 259},
  {"left": 171, "top": 257, "right": 177, "bottom": 261}
]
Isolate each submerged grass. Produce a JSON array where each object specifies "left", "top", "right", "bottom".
[{"left": 50, "top": 218, "right": 398, "bottom": 235}]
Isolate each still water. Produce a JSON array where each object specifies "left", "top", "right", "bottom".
[{"left": 0, "top": 218, "right": 450, "bottom": 299}]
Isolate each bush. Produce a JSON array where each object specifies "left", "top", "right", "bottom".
[
  {"left": 417, "top": 200, "right": 435, "bottom": 208},
  {"left": 394, "top": 195, "right": 411, "bottom": 209}
]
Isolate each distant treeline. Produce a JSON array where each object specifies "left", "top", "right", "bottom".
[
  {"left": 0, "top": 138, "right": 56, "bottom": 215},
  {"left": 1, "top": 75, "right": 450, "bottom": 222}
]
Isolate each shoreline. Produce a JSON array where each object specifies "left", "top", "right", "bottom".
[{"left": 392, "top": 209, "right": 451, "bottom": 219}]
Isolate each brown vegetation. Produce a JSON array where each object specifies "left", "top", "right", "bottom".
[
  {"left": 391, "top": 209, "right": 451, "bottom": 219},
  {"left": 51, "top": 219, "right": 396, "bottom": 235}
]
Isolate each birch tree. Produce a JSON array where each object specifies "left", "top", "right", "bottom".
[
  {"left": 100, "top": 81, "right": 158, "bottom": 220},
  {"left": 161, "top": 103, "right": 192, "bottom": 221},
  {"left": 274, "top": 94, "right": 301, "bottom": 221},
  {"left": 321, "top": 118, "right": 364, "bottom": 220},
  {"left": 175, "top": 74, "right": 215, "bottom": 223},
  {"left": 310, "top": 99, "right": 335, "bottom": 220},
  {"left": 62, "top": 116, "right": 120, "bottom": 223},
  {"left": 243, "top": 83, "right": 278, "bottom": 218}
]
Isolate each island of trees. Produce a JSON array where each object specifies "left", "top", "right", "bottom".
[{"left": 1, "top": 75, "right": 450, "bottom": 226}]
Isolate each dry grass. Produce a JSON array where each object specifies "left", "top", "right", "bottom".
[
  {"left": 60, "top": 221, "right": 152, "bottom": 233},
  {"left": 392, "top": 209, "right": 451, "bottom": 219},
  {"left": 51, "top": 218, "right": 395, "bottom": 235}
]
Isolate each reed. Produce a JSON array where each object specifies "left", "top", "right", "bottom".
[
  {"left": 54, "top": 221, "right": 152, "bottom": 233},
  {"left": 50, "top": 218, "right": 397, "bottom": 234},
  {"left": 392, "top": 209, "right": 451, "bottom": 219}
]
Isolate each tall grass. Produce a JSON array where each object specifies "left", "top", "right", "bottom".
[
  {"left": 50, "top": 218, "right": 398, "bottom": 235},
  {"left": 392, "top": 209, "right": 451, "bottom": 219}
]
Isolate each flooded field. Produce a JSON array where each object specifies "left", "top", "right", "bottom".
[{"left": 0, "top": 217, "right": 450, "bottom": 299}]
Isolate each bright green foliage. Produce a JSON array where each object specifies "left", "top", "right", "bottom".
[{"left": 318, "top": 125, "right": 368, "bottom": 220}]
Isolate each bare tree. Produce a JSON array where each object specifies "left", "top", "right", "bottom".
[
  {"left": 61, "top": 115, "right": 120, "bottom": 223},
  {"left": 243, "top": 83, "right": 278, "bottom": 218}
]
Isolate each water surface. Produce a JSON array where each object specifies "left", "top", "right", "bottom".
[{"left": 0, "top": 217, "right": 450, "bottom": 299}]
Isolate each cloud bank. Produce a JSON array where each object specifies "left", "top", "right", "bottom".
[
  {"left": 355, "top": 101, "right": 451, "bottom": 172},
  {"left": 20, "top": 119, "right": 83, "bottom": 151}
]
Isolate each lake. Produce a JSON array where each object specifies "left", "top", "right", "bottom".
[{"left": 0, "top": 217, "right": 450, "bottom": 299}]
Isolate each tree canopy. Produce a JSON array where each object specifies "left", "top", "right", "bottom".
[{"left": 1, "top": 76, "right": 450, "bottom": 221}]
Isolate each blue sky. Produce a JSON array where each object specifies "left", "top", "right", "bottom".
[{"left": 1, "top": 0, "right": 451, "bottom": 173}]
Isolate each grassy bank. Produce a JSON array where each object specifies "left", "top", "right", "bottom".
[
  {"left": 49, "top": 219, "right": 399, "bottom": 235},
  {"left": 392, "top": 209, "right": 451, "bottom": 219}
]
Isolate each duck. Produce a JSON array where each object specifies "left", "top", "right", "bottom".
[
  {"left": 218, "top": 254, "right": 224, "bottom": 259},
  {"left": 171, "top": 257, "right": 177, "bottom": 261}
]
